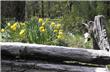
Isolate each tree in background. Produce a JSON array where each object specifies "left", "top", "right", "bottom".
[
  {"left": 1, "top": 1, "right": 110, "bottom": 37},
  {"left": 1, "top": 1, "right": 25, "bottom": 22}
]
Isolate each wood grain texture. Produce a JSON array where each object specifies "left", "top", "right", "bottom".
[
  {"left": 93, "top": 15, "right": 110, "bottom": 51},
  {"left": 1, "top": 42, "right": 110, "bottom": 65},
  {"left": 1, "top": 60, "right": 109, "bottom": 72}
]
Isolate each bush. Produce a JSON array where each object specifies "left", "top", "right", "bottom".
[
  {"left": 61, "top": 13, "right": 86, "bottom": 35},
  {"left": 61, "top": 33, "right": 93, "bottom": 48}
]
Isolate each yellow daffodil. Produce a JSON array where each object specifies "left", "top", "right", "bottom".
[
  {"left": 7, "top": 22, "right": 11, "bottom": 26},
  {"left": 19, "top": 29, "right": 25, "bottom": 36},
  {"left": 57, "top": 35, "right": 63, "bottom": 39},
  {"left": 10, "top": 22, "right": 17, "bottom": 31},
  {"left": 57, "top": 31, "right": 64, "bottom": 39},
  {"left": 39, "top": 26, "right": 45, "bottom": 32},
  {"left": 0, "top": 29, "right": 5, "bottom": 32},
  {"left": 11, "top": 26, "right": 16, "bottom": 31},
  {"left": 39, "top": 26, "right": 44, "bottom": 30},
  {"left": 42, "top": 23, "right": 45, "bottom": 26},
  {"left": 41, "top": 28, "right": 46, "bottom": 32},
  {"left": 50, "top": 22, "right": 55, "bottom": 27},
  {"left": 56, "top": 24, "right": 61, "bottom": 29},
  {"left": 58, "top": 31, "right": 63, "bottom": 35},
  {"left": 53, "top": 29, "right": 58, "bottom": 33},
  {"left": 38, "top": 18, "right": 43, "bottom": 23}
]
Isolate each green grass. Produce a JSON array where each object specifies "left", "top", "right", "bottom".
[{"left": 59, "top": 34, "right": 93, "bottom": 48}]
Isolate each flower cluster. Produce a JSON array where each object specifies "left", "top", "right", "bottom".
[
  {"left": 50, "top": 22, "right": 63, "bottom": 39},
  {"left": 10, "top": 22, "right": 17, "bottom": 31},
  {"left": 0, "top": 22, "right": 26, "bottom": 42},
  {"left": 38, "top": 18, "right": 64, "bottom": 40},
  {"left": 1, "top": 17, "right": 64, "bottom": 45}
]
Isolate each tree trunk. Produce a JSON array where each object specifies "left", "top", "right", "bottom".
[
  {"left": 15, "top": 1, "right": 25, "bottom": 22},
  {"left": 41, "top": 1, "right": 44, "bottom": 17},
  {"left": 48, "top": 1, "right": 51, "bottom": 17}
]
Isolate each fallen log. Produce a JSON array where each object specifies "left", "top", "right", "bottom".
[
  {"left": 1, "top": 60, "right": 109, "bottom": 72},
  {"left": 1, "top": 42, "right": 110, "bottom": 65}
]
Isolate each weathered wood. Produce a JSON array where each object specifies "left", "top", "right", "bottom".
[
  {"left": 1, "top": 42, "right": 110, "bottom": 65},
  {"left": 1, "top": 60, "right": 109, "bottom": 72},
  {"left": 93, "top": 15, "right": 110, "bottom": 51},
  {"left": 82, "top": 15, "right": 110, "bottom": 51}
]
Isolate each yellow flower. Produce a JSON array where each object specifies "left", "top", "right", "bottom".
[
  {"left": 12, "top": 27, "right": 16, "bottom": 31},
  {"left": 19, "top": 29, "right": 25, "bottom": 36},
  {"left": 39, "top": 26, "right": 44, "bottom": 30},
  {"left": 39, "top": 26, "right": 45, "bottom": 32},
  {"left": 10, "top": 22, "right": 17, "bottom": 31},
  {"left": 57, "top": 35, "right": 62, "bottom": 39},
  {"left": 41, "top": 28, "right": 46, "bottom": 32},
  {"left": 58, "top": 31, "right": 63, "bottom": 35},
  {"left": 0, "top": 29, "right": 5, "bottom": 32},
  {"left": 50, "top": 22, "right": 55, "bottom": 27},
  {"left": 42, "top": 23, "right": 45, "bottom": 26},
  {"left": 7, "top": 22, "right": 11, "bottom": 26},
  {"left": 53, "top": 29, "right": 58, "bottom": 33},
  {"left": 38, "top": 18, "right": 43, "bottom": 23},
  {"left": 57, "top": 31, "right": 64, "bottom": 39},
  {"left": 56, "top": 24, "right": 61, "bottom": 29}
]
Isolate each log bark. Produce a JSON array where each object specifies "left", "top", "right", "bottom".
[
  {"left": 93, "top": 15, "right": 110, "bottom": 51},
  {"left": 1, "top": 60, "right": 109, "bottom": 72},
  {"left": 1, "top": 42, "right": 110, "bottom": 65}
]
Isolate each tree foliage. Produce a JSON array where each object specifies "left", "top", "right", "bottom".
[{"left": 1, "top": 1, "right": 110, "bottom": 36}]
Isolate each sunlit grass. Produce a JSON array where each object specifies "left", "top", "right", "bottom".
[{"left": 62, "top": 34, "right": 93, "bottom": 48}]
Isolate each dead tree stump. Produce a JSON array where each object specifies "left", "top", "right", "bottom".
[
  {"left": 83, "top": 15, "right": 110, "bottom": 51},
  {"left": 93, "top": 15, "right": 110, "bottom": 51}
]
